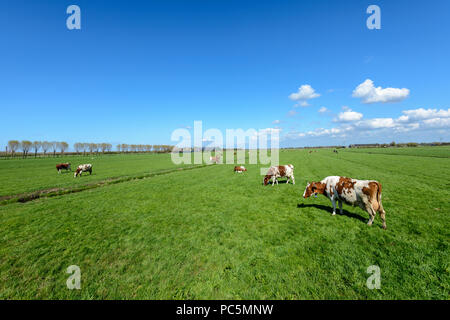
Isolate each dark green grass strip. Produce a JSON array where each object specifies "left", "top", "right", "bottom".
[{"left": 0, "top": 164, "right": 209, "bottom": 206}]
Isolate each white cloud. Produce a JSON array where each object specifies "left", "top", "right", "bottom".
[
  {"left": 318, "top": 107, "right": 328, "bottom": 113},
  {"left": 281, "top": 107, "right": 450, "bottom": 144},
  {"left": 335, "top": 108, "right": 363, "bottom": 122},
  {"left": 356, "top": 118, "right": 395, "bottom": 129},
  {"left": 272, "top": 120, "right": 281, "bottom": 124},
  {"left": 299, "top": 101, "right": 309, "bottom": 107},
  {"left": 400, "top": 108, "right": 450, "bottom": 121},
  {"left": 352, "top": 79, "right": 410, "bottom": 104},
  {"left": 289, "top": 85, "right": 320, "bottom": 105},
  {"left": 422, "top": 117, "right": 450, "bottom": 128},
  {"left": 259, "top": 128, "right": 282, "bottom": 135}
]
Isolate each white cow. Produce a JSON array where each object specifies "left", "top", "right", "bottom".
[
  {"left": 263, "top": 164, "right": 295, "bottom": 186},
  {"left": 74, "top": 164, "right": 92, "bottom": 177}
]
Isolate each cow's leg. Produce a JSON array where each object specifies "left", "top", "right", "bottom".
[
  {"left": 366, "top": 203, "right": 376, "bottom": 226},
  {"left": 376, "top": 199, "right": 387, "bottom": 230},
  {"left": 291, "top": 174, "right": 295, "bottom": 185},
  {"left": 380, "top": 211, "right": 387, "bottom": 230},
  {"left": 331, "top": 198, "right": 337, "bottom": 215},
  {"left": 271, "top": 176, "right": 276, "bottom": 186},
  {"left": 379, "top": 208, "right": 387, "bottom": 230},
  {"left": 338, "top": 200, "right": 343, "bottom": 215}
]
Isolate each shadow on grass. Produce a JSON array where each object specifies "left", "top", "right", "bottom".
[
  {"left": 296, "top": 203, "right": 367, "bottom": 223},
  {"left": 262, "top": 180, "right": 293, "bottom": 186}
]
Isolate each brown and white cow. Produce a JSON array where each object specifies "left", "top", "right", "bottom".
[
  {"left": 263, "top": 164, "right": 295, "bottom": 186},
  {"left": 56, "top": 163, "right": 71, "bottom": 173},
  {"left": 234, "top": 166, "right": 247, "bottom": 173},
  {"left": 303, "top": 176, "right": 386, "bottom": 229},
  {"left": 74, "top": 164, "right": 92, "bottom": 177}
]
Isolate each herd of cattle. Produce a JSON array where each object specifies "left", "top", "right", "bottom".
[
  {"left": 56, "top": 163, "right": 92, "bottom": 177},
  {"left": 235, "top": 163, "right": 387, "bottom": 230},
  {"left": 55, "top": 159, "right": 386, "bottom": 229}
]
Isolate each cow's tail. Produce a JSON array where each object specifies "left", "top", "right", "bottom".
[
  {"left": 376, "top": 182, "right": 385, "bottom": 214},
  {"left": 376, "top": 182, "right": 387, "bottom": 229}
]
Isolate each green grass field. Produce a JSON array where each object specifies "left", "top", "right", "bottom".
[
  {"left": 0, "top": 153, "right": 199, "bottom": 197},
  {"left": 0, "top": 148, "right": 449, "bottom": 299}
]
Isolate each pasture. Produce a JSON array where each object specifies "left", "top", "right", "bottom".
[{"left": 0, "top": 147, "right": 449, "bottom": 299}]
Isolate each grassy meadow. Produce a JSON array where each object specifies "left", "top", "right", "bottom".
[{"left": 0, "top": 147, "right": 449, "bottom": 299}]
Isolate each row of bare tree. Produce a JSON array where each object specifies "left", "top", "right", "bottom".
[
  {"left": 73, "top": 143, "right": 113, "bottom": 155},
  {"left": 4, "top": 141, "right": 175, "bottom": 158},
  {"left": 116, "top": 144, "right": 174, "bottom": 153},
  {"left": 7, "top": 140, "right": 69, "bottom": 158}
]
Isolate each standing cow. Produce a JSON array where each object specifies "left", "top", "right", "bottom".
[
  {"left": 56, "top": 163, "right": 71, "bottom": 173},
  {"left": 263, "top": 164, "right": 295, "bottom": 186},
  {"left": 74, "top": 164, "right": 93, "bottom": 177},
  {"left": 303, "top": 176, "right": 386, "bottom": 229}
]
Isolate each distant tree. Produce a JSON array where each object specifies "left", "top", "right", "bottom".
[
  {"left": 20, "top": 140, "right": 32, "bottom": 158},
  {"left": 116, "top": 144, "right": 121, "bottom": 153},
  {"left": 8, "top": 140, "right": 20, "bottom": 158},
  {"left": 100, "top": 143, "right": 112, "bottom": 153},
  {"left": 41, "top": 141, "right": 51, "bottom": 157},
  {"left": 88, "top": 143, "right": 96, "bottom": 154},
  {"left": 59, "top": 142, "right": 69, "bottom": 155},
  {"left": 82, "top": 143, "right": 88, "bottom": 155},
  {"left": 121, "top": 144, "right": 129, "bottom": 153},
  {"left": 32, "top": 141, "right": 41, "bottom": 157},
  {"left": 51, "top": 141, "right": 58, "bottom": 157},
  {"left": 74, "top": 142, "right": 82, "bottom": 155},
  {"left": 390, "top": 141, "right": 396, "bottom": 147}
]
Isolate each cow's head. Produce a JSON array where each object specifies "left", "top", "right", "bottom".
[
  {"left": 74, "top": 168, "right": 81, "bottom": 178},
  {"left": 263, "top": 175, "right": 271, "bottom": 186},
  {"left": 303, "top": 182, "right": 324, "bottom": 198}
]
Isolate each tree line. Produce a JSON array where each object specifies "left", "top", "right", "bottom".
[
  {"left": 6, "top": 140, "right": 69, "bottom": 158},
  {"left": 116, "top": 144, "right": 174, "bottom": 153},
  {"left": 4, "top": 140, "right": 174, "bottom": 158}
]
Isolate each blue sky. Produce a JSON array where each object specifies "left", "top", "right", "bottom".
[{"left": 1, "top": 0, "right": 449, "bottom": 149}]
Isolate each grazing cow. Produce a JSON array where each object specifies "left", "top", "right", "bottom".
[
  {"left": 263, "top": 164, "right": 295, "bottom": 186},
  {"left": 210, "top": 155, "right": 221, "bottom": 164},
  {"left": 303, "top": 176, "right": 386, "bottom": 229},
  {"left": 74, "top": 164, "right": 92, "bottom": 177},
  {"left": 234, "top": 166, "right": 247, "bottom": 173},
  {"left": 56, "top": 163, "right": 71, "bottom": 173},
  {"left": 333, "top": 149, "right": 339, "bottom": 154}
]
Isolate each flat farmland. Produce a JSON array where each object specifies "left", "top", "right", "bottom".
[
  {"left": 0, "top": 148, "right": 449, "bottom": 299},
  {"left": 0, "top": 153, "right": 199, "bottom": 197}
]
